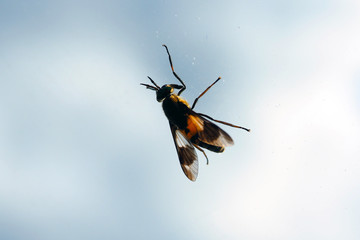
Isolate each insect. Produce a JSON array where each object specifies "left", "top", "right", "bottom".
[{"left": 141, "top": 44, "right": 250, "bottom": 181}]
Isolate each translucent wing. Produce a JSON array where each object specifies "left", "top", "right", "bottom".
[
  {"left": 198, "top": 116, "right": 234, "bottom": 147},
  {"left": 187, "top": 111, "right": 234, "bottom": 150},
  {"left": 169, "top": 122, "right": 198, "bottom": 181}
]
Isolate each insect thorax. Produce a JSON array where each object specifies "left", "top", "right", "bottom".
[{"left": 162, "top": 94, "right": 190, "bottom": 129}]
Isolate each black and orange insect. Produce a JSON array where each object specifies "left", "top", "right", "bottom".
[{"left": 141, "top": 45, "right": 250, "bottom": 181}]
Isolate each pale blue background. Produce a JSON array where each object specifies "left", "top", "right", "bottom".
[{"left": 1, "top": 0, "right": 360, "bottom": 239}]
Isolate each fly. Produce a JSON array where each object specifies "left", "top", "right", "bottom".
[{"left": 141, "top": 44, "right": 250, "bottom": 181}]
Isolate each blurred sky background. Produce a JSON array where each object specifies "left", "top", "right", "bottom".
[{"left": 1, "top": 0, "right": 360, "bottom": 239}]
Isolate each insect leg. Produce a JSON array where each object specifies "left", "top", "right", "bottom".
[
  {"left": 169, "top": 84, "right": 183, "bottom": 89},
  {"left": 191, "top": 77, "right": 221, "bottom": 110},
  {"left": 193, "top": 143, "right": 209, "bottom": 165},
  {"left": 162, "top": 44, "right": 187, "bottom": 95},
  {"left": 198, "top": 113, "right": 251, "bottom": 132}
]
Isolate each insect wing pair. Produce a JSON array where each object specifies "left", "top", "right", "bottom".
[{"left": 141, "top": 45, "right": 250, "bottom": 181}]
